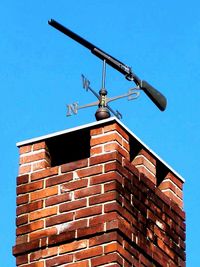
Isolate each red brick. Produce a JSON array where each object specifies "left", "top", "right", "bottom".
[
  {"left": 16, "top": 254, "right": 28, "bottom": 265},
  {"left": 89, "top": 212, "right": 118, "bottom": 227},
  {"left": 132, "top": 155, "right": 156, "bottom": 175},
  {"left": 19, "top": 145, "right": 32, "bottom": 155},
  {"left": 17, "top": 194, "right": 29, "bottom": 206},
  {"left": 32, "top": 160, "right": 50, "bottom": 172},
  {"left": 19, "top": 164, "right": 31, "bottom": 175},
  {"left": 61, "top": 179, "right": 88, "bottom": 193},
  {"left": 21, "top": 262, "right": 44, "bottom": 267},
  {"left": 17, "top": 180, "right": 43, "bottom": 195},
  {"left": 20, "top": 151, "right": 48, "bottom": 165},
  {"left": 104, "top": 242, "right": 118, "bottom": 254},
  {"left": 77, "top": 224, "right": 104, "bottom": 239},
  {"left": 61, "top": 158, "right": 88, "bottom": 173},
  {"left": 60, "top": 199, "right": 87, "bottom": 213},
  {"left": 16, "top": 214, "right": 28, "bottom": 226},
  {"left": 30, "top": 186, "right": 58, "bottom": 201},
  {"left": 91, "top": 252, "right": 123, "bottom": 266},
  {"left": 30, "top": 206, "right": 57, "bottom": 221},
  {"left": 46, "top": 173, "right": 73, "bottom": 187},
  {"left": 75, "top": 205, "right": 102, "bottom": 219},
  {"left": 31, "top": 167, "right": 58, "bottom": 181},
  {"left": 165, "top": 172, "right": 183, "bottom": 189},
  {"left": 29, "top": 227, "right": 57, "bottom": 241},
  {"left": 90, "top": 132, "right": 122, "bottom": 147},
  {"left": 16, "top": 235, "right": 28, "bottom": 245},
  {"left": 66, "top": 261, "right": 89, "bottom": 267},
  {"left": 89, "top": 232, "right": 118, "bottom": 247},
  {"left": 13, "top": 239, "right": 40, "bottom": 255},
  {"left": 17, "top": 174, "right": 29, "bottom": 185},
  {"left": 33, "top": 142, "right": 47, "bottom": 151},
  {"left": 75, "top": 246, "right": 103, "bottom": 261},
  {"left": 46, "top": 254, "right": 73, "bottom": 267},
  {"left": 90, "top": 146, "right": 103, "bottom": 156},
  {"left": 89, "top": 191, "right": 117, "bottom": 205},
  {"left": 48, "top": 230, "right": 76, "bottom": 246},
  {"left": 16, "top": 220, "right": 44, "bottom": 235},
  {"left": 90, "top": 172, "right": 123, "bottom": 186},
  {"left": 30, "top": 247, "right": 58, "bottom": 261},
  {"left": 46, "top": 212, "right": 73, "bottom": 227},
  {"left": 77, "top": 165, "right": 103, "bottom": 178},
  {"left": 89, "top": 151, "right": 122, "bottom": 166},
  {"left": 45, "top": 193, "right": 71, "bottom": 207},
  {"left": 90, "top": 127, "right": 103, "bottom": 136},
  {"left": 74, "top": 185, "right": 101, "bottom": 199},
  {"left": 59, "top": 240, "right": 87, "bottom": 254},
  {"left": 104, "top": 123, "right": 129, "bottom": 141},
  {"left": 17, "top": 200, "right": 43, "bottom": 215},
  {"left": 104, "top": 142, "right": 129, "bottom": 159}
]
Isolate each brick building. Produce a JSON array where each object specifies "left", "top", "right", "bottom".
[{"left": 13, "top": 117, "right": 185, "bottom": 266}]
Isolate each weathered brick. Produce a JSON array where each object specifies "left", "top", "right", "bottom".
[
  {"left": 46, "top": 254, "right": 73, "bottom": 267},
  {"left": 46, "top": 212, "right": 73, "bottom": 227},
  {"left": 46, "top": 173, "right": 73, "bottom": 187},
  {"left": 30, "top": 247, "right": 58, "bottom": 262},
  {"left": 29, "top": 227, "right": 57, "bottom": 241},
  {"left": 45, "top": 193, "right": 71, "bottom": 207},
  {"left": 32, "top": 160, "right": 50, "bottom": 172},
  {"left": 61, "top": 158, "right": 88, "bottom": 173},
  {"left": 61, "top": 179, "right": 88, "bottom": 193}
]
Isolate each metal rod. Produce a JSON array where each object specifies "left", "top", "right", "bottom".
[{"left": 102, "top": 60, "right": 106, "bottom": 89}]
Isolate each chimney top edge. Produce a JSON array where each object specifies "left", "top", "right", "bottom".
[{"left": 16, "top": 117, "right": 185, "bottom": 183}]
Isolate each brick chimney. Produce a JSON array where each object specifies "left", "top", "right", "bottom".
[{"left": 13, "top": 117, "right": 185, "bottom": 267}]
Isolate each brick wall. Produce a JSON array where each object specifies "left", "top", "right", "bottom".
[{"left": 13, "top": 120, "right": 185, "bottom": 266}]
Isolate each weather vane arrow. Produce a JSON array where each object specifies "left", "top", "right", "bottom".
[{"left": 48, "top": 19, "right": 167, "bottom": 120}]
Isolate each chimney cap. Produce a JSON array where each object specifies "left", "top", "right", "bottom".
[{"left": 16, "top": 117, "right": 185, "bottom": 183}]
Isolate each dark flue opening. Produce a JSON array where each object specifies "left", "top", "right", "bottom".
[
  {"left": 46, "top": 128, "right": 90, "bottom": 167},
  {"left": 129, "top": 136, "right": 142, "bottom": 162},
  {"left": 129, "top": 135, "right": 168, "bottom": 186},
  {"left": 156, "top": 160, "right": 169, "bottom": 186}
]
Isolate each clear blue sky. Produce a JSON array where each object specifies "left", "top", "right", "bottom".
[{"left": 1, "top": 1, "right": 199, "bottom": 266}]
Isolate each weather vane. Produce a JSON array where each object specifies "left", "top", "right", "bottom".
[{"left": 48, "top": 19, "right": 167, "bottom": 120}]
